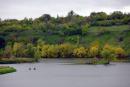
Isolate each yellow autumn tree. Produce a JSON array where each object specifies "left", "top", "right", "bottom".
[
  {"left": 12, "top": 42, "right": 25, "bottom": 57},
  {"left": 89, "top": 46, "right": 99, "bottom": 57},
  {"left": 41, "top": 45, "right": 49, "bottom": 58},
  {"left": 59, "top": 43, "right": 74, "bottom": 58},
  {"left": 114, "top": 47, "right": 125, "bottom": 58},
  {"left": 103, "top": 44, "right": 115, "bottom": 53},
  {"left": 101, "top": 44, "right": 116, "bottom": 60},
  {"left": 73, "top": 47, "right": 87, "bottom": 58},
  {"left": 89, "top": 41, "right": 100, "bottom": 58},
  {"left": 46, "top": 45, "right": 59, "bottom": 58}
]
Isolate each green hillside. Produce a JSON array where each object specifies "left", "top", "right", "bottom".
[
  {"left": 1, "top": 25, "right": 130, "bottom": 53},
  {"left": 0, "top": 11, "right": 130, "bottom": 59}
]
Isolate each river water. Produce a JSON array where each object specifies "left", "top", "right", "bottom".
[{"left": 0, "top": 59, "right": 130, "bottom": 87}]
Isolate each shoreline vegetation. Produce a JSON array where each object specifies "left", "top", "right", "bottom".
[
  {"left": 0, "top": 42, "right": 128, "bottom": 65},
  {"left": 0, "top": 57, "right": 129, "bottom": 65},
  {"left": 0, "top": 66, "right": 16, "bottom": 74},
  {"left": 0, "top": 58, "right": 35, "bottom": 64}
]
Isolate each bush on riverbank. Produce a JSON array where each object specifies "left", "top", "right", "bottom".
[{"left": 0, "top": 66, "right": 16, "bottom": 74}]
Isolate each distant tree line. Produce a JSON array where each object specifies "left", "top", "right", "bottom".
[{"left": 0, "top": 11, "right": 130, "bottom": 36}]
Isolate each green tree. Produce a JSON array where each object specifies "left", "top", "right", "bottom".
[
  {"left": 4, "top": 45, "right": 13, "bottom": 58},
  {"left": 34, "top": 47, "right": 41, "bottom": 62},
  {"left": 90, "top": 12, "right": 108, "bottom": 21},
  {"left": 37, "top": 39, "right": 45, "bottom": 46},
  {"left": 101, "top": 49, "right": 116, "bottom": 61},
  {"left": 39, "top": 14, "right": 51, "bottom": 23},
  {"left": 82, "top": 24, "right": 90, "bottom": 35},
  {"left": 25, "top": 43, "right": 35, "bottom": 58},
  {"left": 0, "top": 49, "right": 4, "bottom": 58},
  {"left": 110, "top": 11, "right": 124, "bottom": 19}
]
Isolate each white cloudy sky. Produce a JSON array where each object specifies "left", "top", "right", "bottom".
[{"left": 0, "top": 0, "right": 130, "bottom": 19}]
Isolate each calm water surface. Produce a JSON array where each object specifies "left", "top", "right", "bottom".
[{"left": 0, "top": 59, "right": 130, "bottom": 87}]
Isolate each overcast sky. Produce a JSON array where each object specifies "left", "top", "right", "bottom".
[{"left": 0, "top": 0, "right": 130, "bottom": 19}]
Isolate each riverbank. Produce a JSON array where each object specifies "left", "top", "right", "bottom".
[
  {"left": 0, "top": 58, "right": 35, "bottom": 64},
  {"left": 41, "top": 58, "right": 130, "bottom": 65},
  {"left": 0, "top": 66, "right": 16, "bottom": 74},
  {"left": 69, "top": 58, "right": 109, "bottom": 65},
  {"left": 76, "top": 59, "right": 130, "bottom": 65},
  {"left": 112, "top": 58, "right": 130, "bottom": 62},
  {"left": 0, "top": 58, "right": 129, "bottom": 65}
]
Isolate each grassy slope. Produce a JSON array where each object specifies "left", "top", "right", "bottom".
[
  {"left": 85, "top": 25, "right": 130, "bottom": 54},
  {"left": 44, "top": 25, "right": 130, "bottom": 43},
  {"left": 88, "top": 25, "right": 130, "bottom": 32},
  {"left": 1, "top": 25, "right": 130, "bottom": 54}
]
